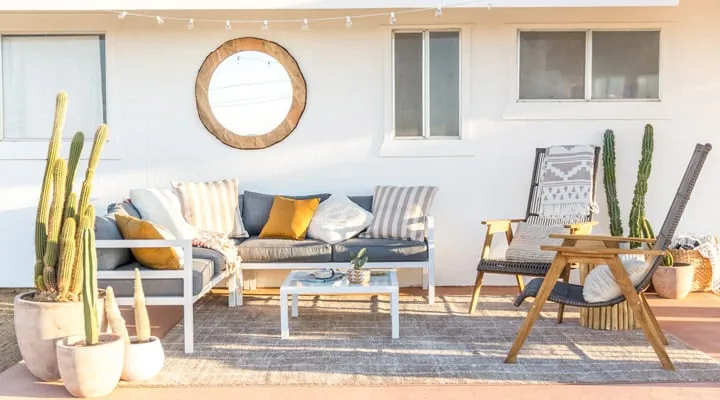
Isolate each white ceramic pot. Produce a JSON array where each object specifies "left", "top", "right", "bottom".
[
  {"left": 56, "top": 333, "right": 124, "bottom": 398},
  {"left": 121, "top": 336, "right": 165, "bottom": 382},
  {"left": 14, "top": 292, "right": 106, "bottom": 382}
]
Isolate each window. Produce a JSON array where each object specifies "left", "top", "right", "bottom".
[
  {"left": 1, "top": 35, "right": 106, "bottom": 140},
  {"left": 393, "top": 30, "right": 460, "bottom": 138},
  {"left": 519, "top": 30, "right": 659, "bottom": 101}
]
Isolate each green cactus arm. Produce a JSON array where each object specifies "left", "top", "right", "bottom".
[
  {"left": 63, "top": 192, "right": 77, "bottom": 222},
  {"left": 81, "top": 228, "right": 99, "bottom": 346},
  {"left": 104, "top": 286, "right": 130, "bottom": 344},
  {"left": 42, "top": 159, "right": 68, "bottom": 293},
  {"left": 134, "top": 268, "right": 151, "bottom": 343},
  {"left": 65, "top": 131, "right": 84, "bottom": 198},
  {"left": 76, "top": 125, "right": 107, "bottom": 227},
  {"left": 56, "top": 218, "right": 77, "bottom": 302},
  {"left": 628, "top": 125, "right": 654, "bottom": 248},
  {"left": 35, "top": 92, "right": 68, "bottom": 283},
  {"left": 663, "top": 251, "right": 674, "bottom": 267},
  {"left": 70, "top": 206, "right": 95, "bottom": 299},
  {"left": 602, "top": 130, "right": 623, "bottom": 237}
]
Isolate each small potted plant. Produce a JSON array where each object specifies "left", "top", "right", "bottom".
[
  {"left": 56, "top": 226, "right": 124, "bottom": 398},
  {"left": 347, "top": 248, "right": 370, "bottom": 283},
  {"left": 105, "top": 269, "right": 165, "bottom": 382},
  {"left": 652, "top": 251, "right": 695, "bottom": 299}
]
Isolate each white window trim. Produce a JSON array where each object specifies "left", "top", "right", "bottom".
[
  {"left": 0, "top": 30, "right": 122, "bottom": 160},
  {"left": 380, "top": 24, "right": 473, "bottom": 158},
  {"left": 503, "top": 22, "right": 675, "bottom": 121}
]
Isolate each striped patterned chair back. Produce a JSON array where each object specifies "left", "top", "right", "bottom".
[
  {"left": 635, "top": 143, "right": 712, "bottom": 291},
  {"left": 524, "top": 146, "right": 601, "bottom": 226}
]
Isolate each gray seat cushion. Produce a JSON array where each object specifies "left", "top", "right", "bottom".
[
  {"left": 332, "top": 238, "right": 428, "bottom": 262},
  {"left": 192, "top": 247, "right": 227, "bottom": 275},
  {"left": 98, "top": 258, "right": 215, "bottom": 297},
  {"left": 238, "top": 236, "right": 332, "bottom": 262},
  {"left": 242, "top": 191, "right": 331, "bottom": 235},
  {"left": 95, "top": 214, "right": 135, "bottom": 271}
]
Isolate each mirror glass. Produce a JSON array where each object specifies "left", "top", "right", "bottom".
[{"left": 208, "top": 51, "right": 293, "bottom": 136}]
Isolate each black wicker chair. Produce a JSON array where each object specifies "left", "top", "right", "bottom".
[
  {"left": 505, "top": 143, "right": 712, "bottom": 371},
  {"left": 469, "top": 146, "right": 601, "bottom": 316}
]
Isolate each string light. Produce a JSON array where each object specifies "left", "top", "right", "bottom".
[
  {"left": 187, "top": 18, "right": 194, "bottom": 30},
  {"left": 301, "top": 18, "right": 309, "bottom": 31},
  {"left": 262, "top": 20, "right": 269, "bottom": 30},
  {"left": 118, "top": 11, "right": 127, "bottom": 20},
  {"left": 225, "top": 20, "right": 232, "bottom": 31},
  {"left": 155, "top": 16, "right": 164, "bottom": 25},
  {"left": 389, "top": 12, "right": 396, "bottom": 25},
  {"left": 345, "top": 16, "right": 352, "bottom": 28},
  {"left": 435, "top": 7, "right": 443, "bottom": 17}
]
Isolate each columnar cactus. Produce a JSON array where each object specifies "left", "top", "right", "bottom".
[
  {"left": 81, "top": 225, "right": 99, "bottom": 346},
  {"left": 104, "top": 286, "right": 130, "bottom": 344},
  {"left": 134, "top": 268, "right": 151, "bottom": 343},
  {"left": 602, "top": 129, "right": 623, "bottom": 237},
  {"left": 628, "top": 124, "right": 654, "bottom": 248},
  {"left": 32, "top": 91, "right": 108, "bottom": 302}
]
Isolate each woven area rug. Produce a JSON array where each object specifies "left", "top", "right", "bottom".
[{"left": 124, "top": 293, "right": 720, "bottom": 386}]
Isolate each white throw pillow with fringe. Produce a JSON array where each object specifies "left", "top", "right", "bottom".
[{"left": 582, "top": 254, "right": 650, "bottom": 303}]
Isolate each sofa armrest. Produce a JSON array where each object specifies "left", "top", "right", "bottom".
[
  {"left": 95, "top": 239, "right": 194, "bottom": 282},
  {"left": 424, "top": 215, "right": 435, "bottom": 243}
]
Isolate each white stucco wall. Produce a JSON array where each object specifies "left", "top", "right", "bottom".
[{"left": 1, "top": 1, "right": 718, "bottom": 288}]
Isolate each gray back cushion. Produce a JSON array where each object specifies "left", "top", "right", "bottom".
[
  {"left": 349, "top": 195, "right": 373, "bottom": 213},
  {"left": 95, "top": 214, "right": 134, "bottom": 270},
  {"left": 107, "top": 200, "right": 141, "bottom": 219},
  {"left": 241, "top": 190, "right": 331, "bottom": 235}
]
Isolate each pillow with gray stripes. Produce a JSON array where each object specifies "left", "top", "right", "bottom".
[
  {"left": 504, "top": 222, "right": 568, "bottom": 263},
  {"left": 360, "top": 186, "right": 438, "bottom": 242}
]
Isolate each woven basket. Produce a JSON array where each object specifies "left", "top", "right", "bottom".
[{"left": 668, "top": 249, "right": 713, "bottom": 292}]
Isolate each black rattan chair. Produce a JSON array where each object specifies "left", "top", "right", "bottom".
[
  {"left": 504, "top": 143, "right": 712, "bottom": 371},
  {"left": 469, "top": 146, "right": 601, "bottom": 315}
]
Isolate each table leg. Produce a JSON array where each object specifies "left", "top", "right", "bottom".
[
  {"left": 280, "top": 291, "right": 289, "bottom": 339},
  {"left": 292, "top": 294, "right": 298, "bottom": 317},
  {"left": 391, "top": 289, "right": 399, "bottom": 339}
]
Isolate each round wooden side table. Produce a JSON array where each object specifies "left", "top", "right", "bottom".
[{"left": 578, "top": 264, "right": 639, "bottom": 330}]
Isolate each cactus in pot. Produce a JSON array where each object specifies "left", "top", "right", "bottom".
[
  {"left": 629, "top": 124, "right": 654, "bottom": 248},
  {"left": 347, "top": 248, "right": 370, "bottom": 283},
  {"left": 602, "top": 129, "right": 623, "bottom": 237}
]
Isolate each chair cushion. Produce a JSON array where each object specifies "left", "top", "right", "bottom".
[
  {"left": 583, "top": 254, "right": 649, "bottom": 303},
  {"left": 361, "top": 186, "right": 438, "bottom": 241},
  {"left": 171, "top": 178, "right": 248, "bottom": 238},
  {"left": 238, "top": 236, "right": 332, "bottom": 262},
  {"left": 307, "top": 194, "right": 374, "bottom": 244},
  {"left": 115, "top": 214, "right": 183, "bottom": 270},
  {"left": 505, "top": 222, "right": 568, "bottom": 263},
  {"left": 95, "top": 214, "right": 134, "bottom": 271},
  {"left": 242, "top": 191, "right": 331, "bottom": 235},
  {"left": 129, "top": 188, "right": 198, "bottom": 239},
  {"left": 259, "top": 196, "right": 320, "bottom": 240},
  {"left": 99, "top": 258, "right": 214, "bottom": 297},
  {"left": 192, "top": 247, "right": 227, "bottom": 276},
  {"left": 332, "top": 238, "right": 428, "bottom": 262}
]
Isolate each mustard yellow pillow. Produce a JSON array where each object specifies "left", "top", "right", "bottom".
[
  {"left": 259, "top": 196, "right": 320, "bottom": 240},
  {"left": 115, "top": 214, "right": 182, "bottom": 270}
]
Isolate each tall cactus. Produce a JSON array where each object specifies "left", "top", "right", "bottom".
[
  {"left": 42, "top": 159, "right": 68, "bottom": 293},
  {"left": 602, "top": 129, "right": 623, "bottom": 237},
  {"left": 134, "top": 268, "right": 151, "bottom": 343},
  {"left": 81, "top": 227, "right": 99, "bottom": 346},
  {"left": 76, "top": 125, "right": 107, "bottom": 227},
  {"left": 104, "top": 286, "right": 130, "bottom": 344},
  {"left": 65, "top": 131, "right": 84, "bottom": 202},
  {"left": 68, "top": 206, "right": 95, "bottom": 301},
  {"left": 628, "top": 124, "right": 654, "bottom": 248},
  {"left": 56, "top": 218, "right": 77, "bottom": 301}
]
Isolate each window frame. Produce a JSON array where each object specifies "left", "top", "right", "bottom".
[
  {"left": 516, "top": 28, "right": 663, "bottom": 103},
  {"left": 0, "top": 29, "right": 120, "bottom": 160},
  {"left": 391, "top": 28, "right": 462, "bottom": 140}
]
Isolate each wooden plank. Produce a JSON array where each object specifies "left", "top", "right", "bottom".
[{"left": 468, "top": 272, "right": 484, "bottom": 314}]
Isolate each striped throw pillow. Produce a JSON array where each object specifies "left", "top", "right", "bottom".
[
  {"left": 171, "top": 178, "right": 248, "bottom": 238},
  {"left": 361, "top": 186, "right": 438, "bottom": 241}
]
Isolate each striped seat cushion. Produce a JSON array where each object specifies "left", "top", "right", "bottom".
[
  {"left": 171, "top": 178, "right": 248, "bottom": 238},
  {"left": 505, "top": 222, "right": 568, "bottom": 263},
  {"left": 361, "top": 186, "right": 438, "bottom": 241}
]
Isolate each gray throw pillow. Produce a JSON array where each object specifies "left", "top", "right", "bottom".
[
  {"left": 94, "top": 214, "right": 135, "bottom": 270},
  {"left": 241, "top": 190, "right": 331, "bottom": 235},
  {"left": 504, "top": 222, "right": 569, "bottom": 263}
]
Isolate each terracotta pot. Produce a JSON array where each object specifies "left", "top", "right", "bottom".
[
  {"left": 347, "top": 269, "right": 370, "bottom": 283},
  {"left": 56, "top": 333, "right": 124, "bottom": 398},
  {"left": 652, "top": 263, "right": 694, "bottom": 299},
  {"left": 121, "top": 336, "right": 165, "bottom": 382},
  {"left": 13, "top": 292, "right": 106, "bottom": 382}
]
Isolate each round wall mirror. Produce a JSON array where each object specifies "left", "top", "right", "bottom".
[{"left": 196, "top": 37, "right": 306, "bottom": 149}]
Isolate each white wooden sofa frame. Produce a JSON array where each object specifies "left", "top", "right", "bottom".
[
  {"left": 237, "top": 216, "right": 436, "bottom": 305},
  {"left": 95, "top": 239, "right": 241, "bottom": 354}
]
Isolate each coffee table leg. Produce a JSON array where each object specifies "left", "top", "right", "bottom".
[
  {"left": 291, "top": 294, "right": 298, "bottom": 317},
  {"left": 280, "top": 291, "right": 289, "bottom": 339},
  {"left": 391, "top": 290, "right": 399, "bottom": 339}
]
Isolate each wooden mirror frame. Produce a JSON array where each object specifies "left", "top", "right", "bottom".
[{"left": 195, "top": 37, "right": 307, "bottom": 149}]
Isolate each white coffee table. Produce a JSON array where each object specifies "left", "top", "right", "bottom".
[{"left": 279, "top": 270, "right": 399, "bottom": 339}]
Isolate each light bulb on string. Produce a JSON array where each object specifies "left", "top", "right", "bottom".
[
  {"left": 262, "top": 20, "right": 269, "bottom": 30},
  {"left": 389, "top": 12, "right": 396, "bottom": 25},
  {"left": 301, "top": 18, "right": 309, "bottom": 31},
  {"left": 345, "top": 16, "right": 353, "bottom": 28},
  {"left": 435, "top": 7, "right": 443, "bottom": 17},
  {"left": 118, "top": 11, "right": 128, "bottom": 20},
  {"left": 155, "top": 16, "right": 164, "bottom": 25},
  {"left": 187, "top": 18, "right": 194, "bottom": 30},
  {"left": 225, "top": 20, "right": 232, "bottom": 31}
]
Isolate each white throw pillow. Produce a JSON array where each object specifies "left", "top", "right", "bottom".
[
  {"left": 307, "top": 194, "right": 373, "bottom": 244},
  {"left": 582, "top": 254, "right": 649, "bottom": 303},
  {"left": 130, "top": 188, "right": 198, "bottom": 239},
  {"left": 504, "top": 222, "right": 569, "bottom": 263}
]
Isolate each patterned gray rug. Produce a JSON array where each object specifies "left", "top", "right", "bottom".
[{"left": 124, "top": 293, "right": 720, "bottom": 386}]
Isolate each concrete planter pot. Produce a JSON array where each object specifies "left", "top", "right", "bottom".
[
  {"left": 652, "top": 263, "right": 694, "bottom": 300},
  {"left": 121, "top": 336, "right": 165, "bottom": 382},
  {"left": 13, "top": 292, "right": 105, "bottom": 382},
  {"left": 56, "top": 333, "right": 124, "bottom": 398}
]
